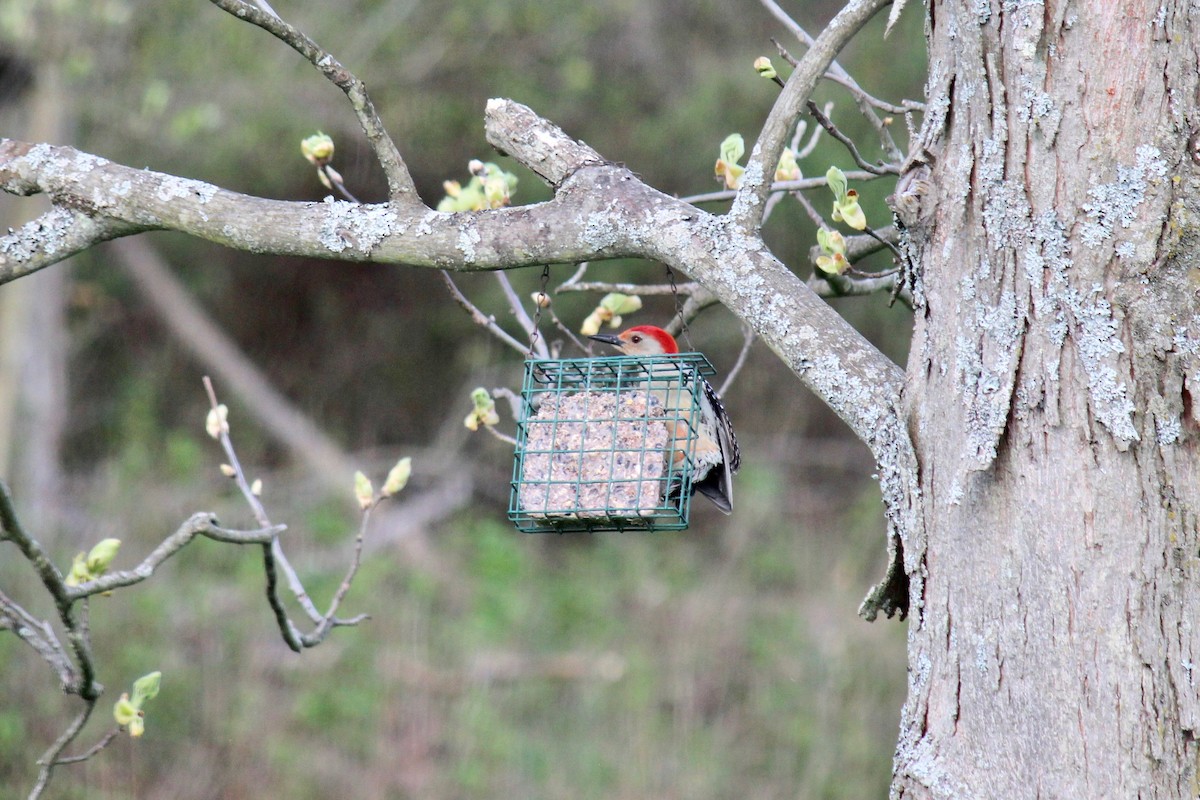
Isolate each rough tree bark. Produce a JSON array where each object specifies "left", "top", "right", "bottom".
[{"left": 894, "top": 1, "right": 1200, "bottom": 796}]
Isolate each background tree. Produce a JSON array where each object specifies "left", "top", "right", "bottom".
[{"left": 2, "top": 1, "right": 1197, "bottom": 799}]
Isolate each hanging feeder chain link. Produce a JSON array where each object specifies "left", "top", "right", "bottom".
[
  {"left": 527, "top": 263, "right": 552, "bottom": 358},
  {"left": 665, "top": 264, "right": 694, "bottom": 351}
]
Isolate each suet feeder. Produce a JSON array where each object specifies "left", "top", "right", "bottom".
[{"left": 509, "top": 353, "right": 716, "bottom": 533}]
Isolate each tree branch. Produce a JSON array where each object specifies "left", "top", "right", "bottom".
[
  {"left": 0, "top": 137, "right": 640, "bottom": 281},
  {"left": 2, "top": 88, "right": 918, "bottom": 622},
  {"left": 65, "top": 513, "right": 285, "bottom": 600},
  {"left": 761, "top": 0, "right": 907, "bottom": 160},
  {"left": 205, "top": 0, "right": 419, "bottom": 204},
  {"left": 0, "top": 589, "right": 73, "bottom": 686},
  {"left": 682, "top": 171, "right": 883, "bottom": 205},
  {"left": 0, "top": 204, "right": 136, "bottom": 284},
  {"left": 30, "top": 703, "right": 97, "bottom": 799},
  {"left": 201, "top": 378, "right": 372, "bottom": 650},
  {"left": 806, "top": 100, "right": 901, "bottom": 175},
  {"left": 732, "top": 0, "right": 891, "bottom": 231},
  {"left": 440, "top": 271, "right": 533, "bottom": 356}
]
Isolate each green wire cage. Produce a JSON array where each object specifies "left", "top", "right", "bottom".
[{"left": 509, "top": 353, "right": 716, "bottom": 533}]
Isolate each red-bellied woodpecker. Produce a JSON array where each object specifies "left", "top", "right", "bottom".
[{"left": 589, "top": 325, "right": 740, "bottom": 514}]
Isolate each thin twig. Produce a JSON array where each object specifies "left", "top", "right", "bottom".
[
  {"left": 66, "top": 513, "right": 285, "bottom": 600},
  {"left": 30, "top": 702, "right": 96, "bottom": 799},
  {"left": 719, "top": 324, "right": 756, "bottom": 397},
  {"left": 0, "top": 480, "right": 97, "bottom": 699},
  {"left": 0, "top": 590, "right": 73, "bottom": 686},
  {"left": 203, "top": 377, "right": 372, "bottom": 649},
  {"left": 321, "top": 165, "right": 361, "bottom": 203},
  {"left": 495, "top": 272, "right": 538, "bottom": 344},
  {"left": 546, "top": 309, "right": 589, "bottom": 354},
  {"left": 858, "top": 224, "right": 907, "bottom": 264},
  {"left": 563, "top": 262, "right": 591, "bottom": 285},
  {"left": 555, "top": 281, "right": 701, "bottom": 296},
  {"left": 483, "top": 426, "right": 518, "bottom": 447},
  {"left": 492, "top": 387, "right": 523, "bottom": 420},
  {"left": 54, "top": 727, "right": 121, "bottom": 765},
  {"left": 792, "top": 190, "right": 831, "bottom": 230},
  {"left": 682, "top": 171, "right": 882, "bottom": 205},
  {"left": 305, "top": 506, "right": 373, "bottom": 645},
  {"left": 761, "top": 0, "right": 905, "bottom": 161},
  {"left": 793, "top": 109, "right": 826, "bottom": 159},
  {"left": 440, "top": 271, "right": 531, "bottom": 356},
  {"left": 203, "top": 377, "right": 306, "bottom": 650},
  {"left": 808, "top": 270, "right": 913, "bottom": 309},
  {"left": 761, "top": 190, "right": 787, "bottom": 224},
  {"left": 771, "top": 37, "right": 915, "bottom": 116},
  {"left": 733, "top": 0, "right": 890, "bottom": 232},
  {"left": 665, "top": 286, "right": 720, "bottom": 337},
  {"left": 806, "top": 101, "right": 900, "bottom": 175},
  {"left": 206, "top": 0, "right": 420, "bottom": 205}
]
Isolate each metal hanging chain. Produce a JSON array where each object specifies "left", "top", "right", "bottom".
[
  {"left": 664, "top": 263, "right": 694, "bottom": 351},
  {"left": 527, "top": 263, "right": 552, "bottom": 358}
]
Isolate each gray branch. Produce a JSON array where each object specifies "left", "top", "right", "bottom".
[
  {"left": 733, "top": 0, "right": 891, "bottom": 231},
  {"left": 205, "top": 0, "right": 419, "bottom": 204},
  {"left": 1, "top": 94, "right": 916, "bottom": 621},
  {"left": 65, "top": 513, "right": 286, "bottom": 600}
]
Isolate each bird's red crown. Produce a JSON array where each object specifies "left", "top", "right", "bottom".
[{"left": 621, "top": 325, "right": 680, "bottom": 354}]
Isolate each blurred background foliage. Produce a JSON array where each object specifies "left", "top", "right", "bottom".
[{"left": 0, "top": 0, "right": 926, "bottom": 796}]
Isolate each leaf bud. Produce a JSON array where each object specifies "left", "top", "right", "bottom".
[
  {"left": 825, "top": 165, "right": 848, "bottom": 200},
  {"left": 599, "top": 292, "right": 642, "bottom": 316},
  {"left": 300, "top": 133, "right": 335, "bottom": 166},
  {"left": 353, "top": 471, "right": 374, "bottom": 510},
  {"left": 131, "top": 671, "right": 162, "bottom": 705},
  {"left": 85, "top": 538, "right": 121, "bottom": 575},
  {"left": 205, "top": 404, "right": 229, "bottom": 439},
  {"left": 381, "top": 457, "right": 413, "bottom": 497},
  {"left": 64, "top": 552, "right": 89, "bottom": 587},
  {"left": 114, "top": 693, "right": 138, "bottom": 726},
  {"left": 580, "top": 309, "right": 605, "bottom": 337}
]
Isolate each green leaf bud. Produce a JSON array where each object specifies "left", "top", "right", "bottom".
[
  {"left": 353, "top": 471, "right": 374, "bottom": 510},
  {"left": 715, "top": 134, "right": 747, "bottom": 189},
  {"left": 114, "top": 693, "right": 138, "bottom": 726},
  {"left": 833, "top": 190, "right": 867, "bottom": 230},
  {"left": 131, "top": 671, "right": 162, "bottom": 705},
  {"left": 85, "top": 538, "right": 121, "bottom": 575},
  {"left": 64, "top": 552, "right": 89, "bottom": 587},
  {"left": 816, "top": 252, "right": 850, "bottom": 275},
  {"left": 775, "top": 147, "right": 801, "bottom": 182},
  {"left": 381, "top": 457, "right": 413, "bottom": 497},
  {"left": 599, "top": 292, "right": 642, "bottom": 316},
  {"left": 580, "top": 309, "right": 605, "bottom": 337},
  {"left": 300, "top": 133, "right": 335, "bottom": 166},
  {"left": 825, "top": 166, "right": 848, "bottom": 201}
]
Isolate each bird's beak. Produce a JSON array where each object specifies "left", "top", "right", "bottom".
[{"left": 588, "top": 333, "right": 624, "bottom": 348}]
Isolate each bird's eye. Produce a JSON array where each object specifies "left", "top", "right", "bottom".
[{"left": 631, "top": 335, "right": 641, "bottom": 343}]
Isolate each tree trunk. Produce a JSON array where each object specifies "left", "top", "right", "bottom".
[{"left": 895, "top": 1, "right": 1200, "bottom": 796}]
